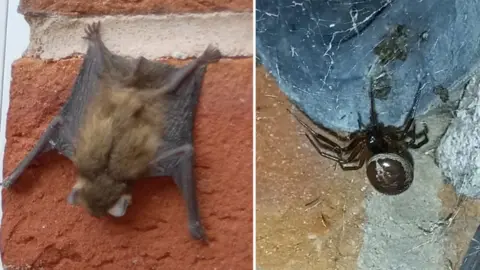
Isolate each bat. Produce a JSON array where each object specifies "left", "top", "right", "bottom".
[{"left": 1, "top": 22, "right": 221, "bottom": 240}]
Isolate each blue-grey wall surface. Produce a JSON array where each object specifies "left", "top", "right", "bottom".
[{"left": 256, "top": 0, "right": 480, "bottom": 131}]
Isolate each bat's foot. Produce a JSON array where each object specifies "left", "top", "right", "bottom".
[
  {"left": 189, "top": 221, "right": 207, "bottom": 241},
  {"left": 198, "top": 45, "right": 222, "bottom": 65},
  {"left": 83, "top": 21, "right": 102, "bottom": 41},
  {"left": 1, "top": 175, "right": 14, "bottom": 189}
]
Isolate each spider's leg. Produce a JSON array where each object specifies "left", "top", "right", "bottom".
[
  {"left": 302, "top": 124, "right": 365, "bottom": 160},
  {"left": 305, "top": 133, "right": 345, "bottom": 162},
  {"left": 368, "top": 87, "right": 379, "bottom": 126},
  {"left": 408, "top": 136, "right": 429, "bottom": 149},
  {"left": 357, "top": 112, "right": 366, "bottom": 129},
  {"left": 340, "top": 161, "right": 365, "bottom": 170},
  {"left": 407, "top": 125, "right": 429, "bottom": 149},
  {"left": 394, "top": 119, "right": 417, "bottom": 143},
  {"left": 399, "top": 81, "right": 424, "bottom": 138},
  {"left": 340, "top": 136, "right": 365, "bottom": 153},
  {"left": 398, "top": 122, "right": 428, "bottom": 149},
  {"left": 339, "top": 148, "right": 368, "bottom": 171},
  {"left": 305, "top": 127, "right": 344, "bottom": 152},
  {"left": 406, "top": 122, "right": 429, "bottom": 140},
  {"left": 342, "top": 141, "right": 366, "bottom": 163},
  {"left": 289, "top": 109, "right": 364, "bottom": 155},
  {"left": 288, "top": 108, "right": 351, "bottom": 142}
]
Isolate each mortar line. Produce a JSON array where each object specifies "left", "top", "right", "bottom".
[{"left": 25, "top": 12, "right": 254, "bottom": 60}]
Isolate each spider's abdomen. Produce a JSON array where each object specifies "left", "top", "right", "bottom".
[{"left": 366, "top": 153, "right": 414, "bottom": 195}]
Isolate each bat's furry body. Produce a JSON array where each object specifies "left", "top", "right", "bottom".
[
  {"left": 71, "top": 79, "right": 167, "bottom": 217},
  {"left": 2, "top": 22, "right": 220, "bottom": 240}
]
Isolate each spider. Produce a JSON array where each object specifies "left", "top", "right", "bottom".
[{"left": 289, "top": 82, "right": 429, "bottom": 195}]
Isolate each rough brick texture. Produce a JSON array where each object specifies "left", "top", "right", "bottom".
[
  {"left": 1, "top": 57, "right": 253, "bottom": 270},
  {"left": 19, "top": 0, "right": 252, "bottom": 15}
]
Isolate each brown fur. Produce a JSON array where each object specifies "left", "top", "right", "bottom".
[
  {"left": 72, "top": 83, "right": 166, "bottom": 216},
  {"left": 69, "top": 22, "right": 221, "bottom": 217}
]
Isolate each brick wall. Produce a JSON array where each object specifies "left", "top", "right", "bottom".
[{"left": 1, "top": 1, "right": 253, "bottom": 269}]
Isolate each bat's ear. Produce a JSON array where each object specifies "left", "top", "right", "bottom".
[
  {"left": 67, "top": 188, "right": 80, "bottom": 205},
  {"left": 68, "top": 178, "right": 86, "bottom": 205},
  {"left": 108, "top": 194, "right": 132, "bottom": 217}
]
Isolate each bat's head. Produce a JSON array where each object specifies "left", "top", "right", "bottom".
[{"left": 67, "top": 174, "right": 132, "bottom": 218}]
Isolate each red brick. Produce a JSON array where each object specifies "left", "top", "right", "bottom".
[
  {"left": 1, "top": 57, "right": 253, "bottom": 269},
  {"left": 19, "top": 0, "right": 252, "bottom": 15}
]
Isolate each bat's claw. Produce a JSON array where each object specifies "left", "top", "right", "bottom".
[
  {"left": 0, "top": 170, "right": 19, "bottom": 188},
  {"left": 82, "top": 21, "right": 102, "bottom": 41},
  {"left": 198, "top": 44, "right": 222, "bottom": 65},
  {"left": 0, "top": 178, "right": 12, "bottom": 188},
  {"left": 189, "top": 221, "right": 207, "bottom": 241}
]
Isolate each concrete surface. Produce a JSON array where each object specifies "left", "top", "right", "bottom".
[
  {"left": 256, "top": 66, "right": 480, "bottom": 270},
  {"left": 26, "top": 13, "right": 253, "bottom": 60},
  {"left": 437, "top": 76, "right": 480, "bottom": 198},
  {"left": 256, "top": 0, "right": 480, "bottom": 132}
]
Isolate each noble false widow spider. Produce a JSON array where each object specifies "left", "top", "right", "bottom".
[{"left": 289, "top": 82, "right": 429, "bottom": 195}]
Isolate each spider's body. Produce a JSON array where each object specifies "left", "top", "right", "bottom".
[{"left": 291, "top": 82, "right": 428, "bottom": 195}]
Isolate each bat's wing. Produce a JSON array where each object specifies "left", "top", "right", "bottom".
[
  {"left": 3, "top": 24, "right": 209, "bottom": 239},
  {"left": 2, "top": 40, "right": 145, "bottom": 187},
  {"left": 1, "top": 45, "right": 103, "bottom": 187},
  {"left": 53, "top": 45, "right": 103, "bottom": 158},
  {"left": 149, "top": 65, "right": 206, "bottom": 176},
  {"left": 142, "top": 58, "right": 207, "bottom": 240},
  {"left": 2, "top": 40, "right": 201, "bottom": 188}
]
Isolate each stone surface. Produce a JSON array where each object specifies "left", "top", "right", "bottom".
[
  {"left": 256, "top": 0, "right": 480, "bottom": 132},
  {"left": 19, "top": 0, "right": 252, "bottom": 15},
  {"left": 256, "top": 67, "right": 480, "bottom": 270},
  {"left": 25, "top": 13, "right": 253, "bottom": 60},
  {"left": 357, "top": 110, "right": 452, "bottom": 270},
  {"left": 437, "top": 76, "right": 480, "bottom": 199},
  {"left": 1, "top": 57, "right": 253, "bottom": 269},
  {"left": 438, "top": 185, "right": 480, "bottom": 270}
]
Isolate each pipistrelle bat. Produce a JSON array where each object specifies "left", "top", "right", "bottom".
[{"left": 2, "top": 22, "right": 221, "bottom": 240}]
